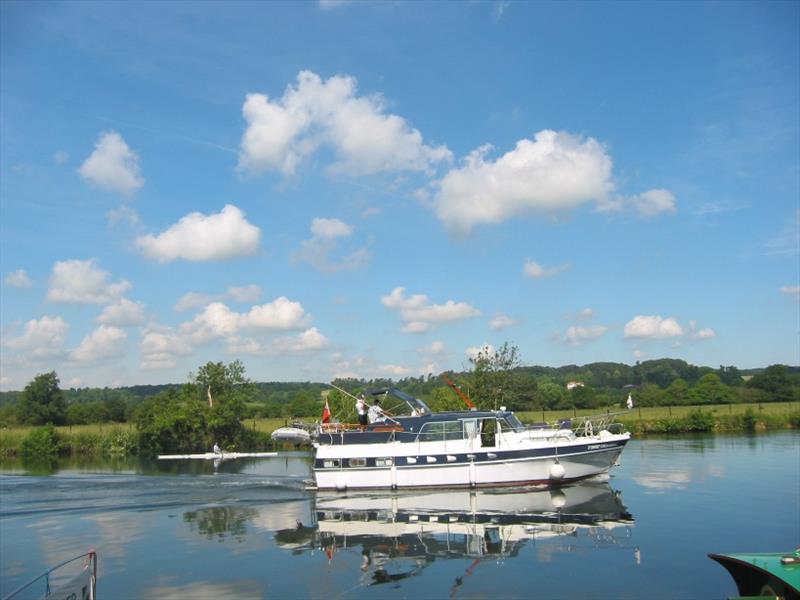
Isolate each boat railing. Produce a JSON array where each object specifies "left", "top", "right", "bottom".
[
  {"left": 2, "top": 550, "right": 97, "bottom": 600},
  {"left": 569, "top": 411, "right": 628, "bottom": 437}
]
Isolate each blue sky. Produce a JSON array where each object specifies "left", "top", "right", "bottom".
[{"left": 1, "top": 0, "right": 798, "bottom": 390}]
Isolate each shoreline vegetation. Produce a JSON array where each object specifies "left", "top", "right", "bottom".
[
  {"left": 1, "top": 402, "right": 797, "bottom": 463},
  {"left": 1, "top": 352, "right": 798, "bottom": 463}
]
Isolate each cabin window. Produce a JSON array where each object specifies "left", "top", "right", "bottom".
[
  {"left": 375, "top": 457, "right": 393, "bottom": 467},
  {"left": 444, "top": 421, "right": 464, "bottom": 440},
  {"left": 505, "top": 414, "right": 524, "bottom": 431},
  {"left": 323, "top": 459, "right": 340, "bottom": 468},
  {"left": 418, "top": 421, "right": 462, "bottom": 442},
  {"left": 498, "top": 417, "right": 519, "bottom": 432},
  {"left": 348, "top": 458, "right": 367, "bottom": 467}
]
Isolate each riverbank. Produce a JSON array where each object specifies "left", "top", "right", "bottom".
[{"left": 1, "top": 402, "right": 797, "bottom": 460}]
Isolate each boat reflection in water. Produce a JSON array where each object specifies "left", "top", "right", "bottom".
[{"left": 275, "top": 479, "right": 635, "bottom": 586}]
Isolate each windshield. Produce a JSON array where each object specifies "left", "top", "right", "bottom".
[
  {"left": 368, "top": 388, "right": 431, "bottom": 416},
  {"left": 504, "top": 413, "right": 525, "bottom": 431}
]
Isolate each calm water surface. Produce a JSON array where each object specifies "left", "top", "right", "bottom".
[{"left": 1, "top": 432, "right": 798, "bottom": 599}]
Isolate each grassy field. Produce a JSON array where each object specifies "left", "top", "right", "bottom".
[
  {"left": 2, "top": 402, "right": 797, "bottom": 458},
  {"left": 516, "top": 401, "right": 800, "bottom": 424}
]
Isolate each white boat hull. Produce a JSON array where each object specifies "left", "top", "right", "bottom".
[{"left": 313, "top": 433, "right": 628, "bottom": 490}]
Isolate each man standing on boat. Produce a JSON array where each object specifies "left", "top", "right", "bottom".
[
  {"left": 368, "top": 398, "right": 385, "bottom": 424},
  {"left": 356, "top": 394, "right": 368, "bottom": 428},
  {"left": 213, "top": 442, "right": 222, "bottom": 455}
]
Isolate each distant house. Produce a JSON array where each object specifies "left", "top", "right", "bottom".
[{"left": 566, "top": 381, "right": 585, "bottom": 391}]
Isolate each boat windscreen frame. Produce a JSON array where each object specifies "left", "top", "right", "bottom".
[{"left": 367, "top": 387, "right": 432, "bottom": 416}]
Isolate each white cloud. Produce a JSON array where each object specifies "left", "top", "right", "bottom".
[
  {"left": 5, "top": 269, "right": 32, "bottom": 288},
  {"left": 47, "top": 259, "right": 131, "bottom": 304},
  {"left": 688, "top": 320, "right": 716, "bottom": 340},
  {"left": 53, "top": 151, "right": 69, "bottom": 164},
  {"left": 175, "top": 285, "right": 263, "bottom": 312},
  {"left": 379, "top": 364, "right": 412, "bottom": 377},
  {"left": 492, "top": 1, "right": 510, "bottom": 22},
  {"left": 311, "top": 217, "right": 353, "bottom": 240},
  {"left": 419, "top": 340, "right": 446, "bottom": 354},
  {"left": 466, "top": 344, "right": 495, "bottom": 361},
  {"left": 136, "top": 205, "right": 261, "bottom": 263},
  {"left": 434, "top": 131, "right": 613, "bottom": 234},
  {"left": 489, "top": 313, "right": 518, "bottom": 331},
  {"left": 226, "top": 285, "right": 262, "bottom": 303},
  {"left": 780, "top": 285, "right": 800, "bottom": 301},
  {"left": 106, "top": 204, "right": 141, "bottom": 227},
  {"left": 381, "top": 286, "right": 480, "bottom": 334},
  {"left": 523, "top": 259, "right": 570, "bottom": 279},
  {"left": 624, "top": 315, "right": 684, "bottom": 339},
  {"left": 275, "top": 327, "right": 330, "bottom": 353},
  {"left": 78, "top": 131, "right": 143, "bottom": 195},
  {"left": 70, "top": 325, "right": 127, "bottom": 362},
  {"left": 626, "top": 189, "right": 677, "bottom": 217},
  {"left": 237, "top": 70, "right": 452, "bottom": 177},
  {"left": 3, "top": 315, "right": 69, "bottom": 359},
  {"left": 319, "top": 0, "right": 352, "bottom": 8},
  {"left": 181, "top": 298, "right": 310, "bottom": 344},
  {"left": 295, "top": 217, "right": 370, "bottom": 273},
  {"left": 140, "top": 328, "right": 193, "bottom": 370},
  {"left": 576, "top": 307, "right": 595, "bottom": 320},
  {"left": 97, "top": 298, "right": 146, "bottom": 326},
  {"left": 564, "top": 325, "right": 609, "bottom": 345}
]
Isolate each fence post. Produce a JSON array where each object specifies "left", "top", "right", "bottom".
[{"left": 669, "top": 406, "right": 672, "bottom": 416}]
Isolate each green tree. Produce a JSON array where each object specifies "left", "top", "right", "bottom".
[
  {"left": 17, "top": 372, "right": 67, "bottom": 425},
  {"left": 748, "top": 364, "right": 797, "bottom": 401},
  {"left": 691, "top": 373, "right": 733, "bottom": 405},
  {"left": 468, "top": 342, "right": 521, "bottom": 409},
  {"left": 665, "top": 378, "right": 690, "bottom": 405},
  {"left": 426, "top": 385, "right": 468, "bottom": 412}
]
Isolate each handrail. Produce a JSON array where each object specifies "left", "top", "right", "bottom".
[{"left": 3, "top": 550, "right": 97, "bottom": 600}]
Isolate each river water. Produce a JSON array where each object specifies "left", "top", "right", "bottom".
[{"left": 0, "top": 432, "right": 797, "bottom": 599}]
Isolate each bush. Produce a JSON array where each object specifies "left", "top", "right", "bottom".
[{"left": 20, "top": 425, "right": 63, "bottom": 459}]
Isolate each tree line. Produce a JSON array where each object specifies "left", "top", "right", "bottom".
[{"left": 2, "top": 351, "right": 798, "bottom": 432}]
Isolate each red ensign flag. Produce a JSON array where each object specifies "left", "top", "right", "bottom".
[{"left": 322, "top": 399, "right": 331, "bottom": 423}]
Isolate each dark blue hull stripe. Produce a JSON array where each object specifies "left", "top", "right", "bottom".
[{"left": 314, "top": 439, "right": 627, "bottom": 470}]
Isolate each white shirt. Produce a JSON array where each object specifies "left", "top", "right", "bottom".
[
  {"left": 368, "top": 404, "right": 384, "bottom": 424},
  {"left": 356, "top": 398, "right": 366, "bottom": 416}
]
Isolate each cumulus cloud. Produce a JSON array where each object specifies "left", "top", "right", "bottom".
[
  {"left": 564, "top": 325, "right": 609, "bottom": 345},
  {"left": 623, "top": 315, "right": 684, "bottom": 339},
  {"left": 78, "top": 131, "right": 143, "bottom": 195},
  {"left": 140, "top": 327, "right": 193, "bottom": 369},
  {"left": 70, "top": 325, "right": 127, "bottom": 362},
  {"left": 180, "top": 298, "right": 310, "bottom": 344},
  {"left": 434, "top": 131, "right": 613, "bottom": 234},
  {"left": 575, "top": 307, "right": 595, "bottom": 320},
  {"left": 274, "top": 327, "right": 330, "bottom": 353},
  {"left": 688, "top": 320, "right": 717, "bottom": 340},
  {"left": 627, "top": 189, "right": 677, "bottom": 217},
  {"left": 523, "top": 259, "right": 570, "bottom": 279},
  {"left": 106, "top": 204, "right": 141, "bottom": 227},
  {"left": 174, "top": 285, "right": 263, "bottom": 312},
  {"left": 238, "top": 70, "right": 452, "bottom": 177},
  {"left": 5, "top": 269, "right": 32, "bottom": 288},
  {"left": 136, "top": 205, "right": 261, "bottom": 263},
  {"left": 294, "top": 217, "right": 370, "bottom": 273},
  {"left": 420, "top": 340, "right": 446, "bottom": 354},
  {"left": 600, "top": 189, "right": 677, "bottom": 217},
  {"left": 381, "top": 286, "right": 480, "bottom": 334},
  {"left": 97, "top": 298, "right": 146, "bottom": 326},
  {"left": 780, "top": 285, "right": 800, "bottom": 301},
  {"left": 3, "top": 315, "right": 69, "bottom": 359},
  {"left": 311, "top": 217, "right": 353, "bottom": 239},
  {"left": 466, "top": 344, "right": 495, "bottom": 361},
  {"left": 47, "top": 259, "right": 131, "bottom": 304},
  {"left": 489, "top": 313, "right": 518, "bottom": 331}
]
